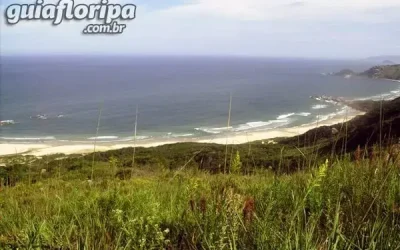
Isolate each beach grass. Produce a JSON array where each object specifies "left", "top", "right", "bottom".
[{"left": 1, "top": 150, "right": 400, "bottom": 249}]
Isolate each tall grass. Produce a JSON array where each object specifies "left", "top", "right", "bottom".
[
  {"left": 91, "top": 102, "right": 103, "bottom": 181},
  {"left": 131, "top": 105, "right": 139, "bottom": 178},
  {"left": 1, "top": 151, "right": 400, "bottom": 249},
  {"left": 224, "top": 93, "right": 233, "bottom": 174}
]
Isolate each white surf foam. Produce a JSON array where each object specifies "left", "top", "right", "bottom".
[
  {"left": 355, "top": 85, "right": 400, "bottom": 101},
  {"left": 297, "top": 112, "right": 311, "bottom": 116},
  {"left": 87, "top": 136, "right": 119, "bottom": 140},
  {"left": 314, "top": 106, "right": 351, "bottom": 122},
  {"left": 234, "top": 120, "right": 285, "bottom": 132},
  {"left": 0, "top": 136, "right": 56, "bottom": 141},
  {"left": 277, "top": 113, "right": 295, "bottom": 119},
  {"left": 164, "top": 133, "right": 194, "bottom": 138},
  {"left": 277, "top": 112, "right": 311, "bottom": 120},
  {"left": 195, "top": 126, "right": 233, "bottom": 134},
  {"left": 312, "top": 104, "right": 328, "bottom": 110},
  {"left": 123, "top": 136, "right": 151, "bottom": 140},
  {"left": 196, "top": 110, "right": 313, "bottom": 135},
  {"left": 316, "top": 113, "right": 336, "bottom": 122}
]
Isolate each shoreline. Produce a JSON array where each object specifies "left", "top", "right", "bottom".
[{"left": 0, "top": 109, "right": 364, "bottom": 157}]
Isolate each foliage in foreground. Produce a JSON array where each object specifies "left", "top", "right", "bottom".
[{"left": 1, "top": 152, "right": 400, "bottom": 249}]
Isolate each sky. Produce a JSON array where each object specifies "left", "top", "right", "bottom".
[{"left": 0, "top": 0, "right": 399, "bottom": 59}]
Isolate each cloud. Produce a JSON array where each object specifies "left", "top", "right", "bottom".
[
  {"left": 0, "top": 0, "right": 399, "bottom": 58},
  {"left": 156, "top": 0, "right": 400, "bottom": 23},
  {"left": 288, "top": 2, "right": 306, "bottom": 7}
]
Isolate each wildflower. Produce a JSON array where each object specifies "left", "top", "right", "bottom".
[
  {"left": 199, "top": 196, "right": 207, "bottom": 214},
  {"left": 113, "top": 209, "right": 123, "bottom": 215},
  {"left": 392, "top": 204, "right": 400, "bottom": 214},
  {"left": 369, "top": 147, "right": 377, "bottom": 164},
  {"left": 389, "top": 145, "right": 400, "bottom": 163},
  {"left": 243, "top": 197, "right": 255, "bottom": 226}
]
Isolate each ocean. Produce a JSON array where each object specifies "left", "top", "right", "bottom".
[{"left": 1, "top": 56, "right": 399, "bottom": 143}]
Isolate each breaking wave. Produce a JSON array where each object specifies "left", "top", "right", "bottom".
[
  {"left": 312, "top": 104, "right": 329, "bottom": 110},
  {"left": 277, "top": 113, "right": 295, "bottom": 120},
  {"left": 0, "top": 136, "right": 56, "bottom": 141},
  {"left": 164, "top": 133, "right": 194, "bottom": 138},
  {"left": 87, "top": 136, "right": 119, "bottom": 140}
]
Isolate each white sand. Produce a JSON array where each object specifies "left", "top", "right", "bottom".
[
  {"left": 0, "top": 144, "right": 48, "bottom": 156},
  {"left": 0, "top": 111, "right": 364, "bottom": 157}
]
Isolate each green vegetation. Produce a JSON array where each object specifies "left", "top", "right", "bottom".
[
  {"left": 1, "top": 145, "right": 400, "bottom": 249},
  {"left": 335, "top": 64, "right": 400, "bottom": 80},
  {"left": 360, "top": 64, "right": 400, "bottom": 80}
]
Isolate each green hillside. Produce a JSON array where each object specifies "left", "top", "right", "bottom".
[{"left": 360, "top": 65, "right": 400, "bottom": 80}]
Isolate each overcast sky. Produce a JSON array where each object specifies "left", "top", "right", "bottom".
[{"left": 1, "top": 0, "right": 399, "bottom": 58}]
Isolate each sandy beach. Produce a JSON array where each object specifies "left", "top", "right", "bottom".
[{"left": 0, "top": 109, "right": 364, "bottom": 157}]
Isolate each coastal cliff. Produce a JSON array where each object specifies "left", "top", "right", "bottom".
[
  {"left": 359, "top": 64, "right": 400, "bottom": 80},
  {"left": 335, "top": 64, "right": 400, "bottom": 80},
  {"left": 282, "top": 96, "right": 400, "bottom": 153}
]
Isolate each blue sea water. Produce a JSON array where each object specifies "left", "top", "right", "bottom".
[{"left": 1, "top": 56, "right": 399, "bottom": 143}]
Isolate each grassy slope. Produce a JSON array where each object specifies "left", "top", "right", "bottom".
[{"left": 1, "top": 156, "right": 400, "bottom": 249}]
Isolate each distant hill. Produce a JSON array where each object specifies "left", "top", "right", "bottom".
[
  {"left": 334, "top": 64, "right": 400, "bottom": 80},
  {"left": 359, "top": 64, "right": 400, "bottom": 80},
  {"left": 365, "top": 55, "right": 400, "bottom": 64}
]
